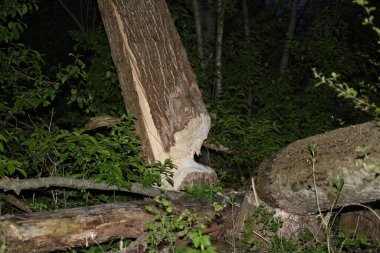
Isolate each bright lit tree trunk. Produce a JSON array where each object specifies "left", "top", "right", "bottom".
[
  {"left": 213, "top": 0, "right": 225, "bottom": 99},
  {"left": 97, "top": 0, "right": 217, "bottom": 190}
]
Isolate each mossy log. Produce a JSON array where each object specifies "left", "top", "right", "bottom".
[{"left": 257, "top": 121, "right": 380, "bottom": 215}]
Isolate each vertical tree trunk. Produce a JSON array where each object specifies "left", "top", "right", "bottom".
[
  {"left": 242, "top": 0, "right": 253, "bottom": 117},
  {"left": 242, "top": 0, "right": 250, "bottom": 38},
  {"left": 97, "top": 0, "right": 217, "bottom": 190},
  {"left": 205, "top": 0, "right": 216, "bottom": 39},
  {"left": 213, "top": 0, "right": 225, "bottom": 100},
  {"left": 280, "top": 0, "right": 298, "bottom": 73},
  {"left": 193, "top": 0, "right": 206, "bottom": 71}
]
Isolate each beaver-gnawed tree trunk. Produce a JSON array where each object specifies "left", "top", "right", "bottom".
[{"left": 97, "top": 0, "right": 217, "bottom": 190}]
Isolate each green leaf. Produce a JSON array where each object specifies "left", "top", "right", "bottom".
[{"left": 332, "top": 178, "right": 344, "bottom": 192}]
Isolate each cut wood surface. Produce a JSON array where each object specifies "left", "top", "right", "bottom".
[
  {"left": 97, "top": 0, "right": 217, "bottom": 190},
  {"left": 257, "top": 121, "right": 380, "bottom": 215}
]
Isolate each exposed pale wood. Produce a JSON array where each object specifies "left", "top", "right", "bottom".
[
  {"left": 256, "top": 121, "right": 380, "bottom": 215},
  {"left": 97, "top": 0, "right": 217, "bottom": 190},
  {"left": 84, "top": 115, "right": 120, "bottom": 130},
  {"left": 0, "top": 201, "right": 155, "bottom": 253}
]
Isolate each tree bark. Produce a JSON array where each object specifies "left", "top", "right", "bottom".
[
  {"left": 279, "top": 0, "right": 298, "bottom": 73},
  {"left": 0, "top": 201, "right": 155, "bottom": 253},
  {"left": 242, "top": 0, "right": 253, "bottom": 117},
  {"left": 97, "top": 0, "right": 217, "bottom": 190},
  {"left": 193, "top": 0, "right": 206, "bottom": 71},
  {"left": 0, "top": 199, "right": 221, "bottom": 253},
  {"left": 0, "top": 176, "right": 181, "bottom": 200},
  {"left": 257, "top": 121, "right": 380, "bottom": 215},
  {"left": 213, "top": 0, "right": 225, "bottom": 100},
  {"left": 235, "top": 121, "right": 380, "bottom": 240}
]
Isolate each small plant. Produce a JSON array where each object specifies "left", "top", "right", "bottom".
[
  {"left": 145, "top": 196, "right": 217, "bottom": 253},
  {"left": 184, "top": 184, "right": 224, "bottom": 204}
]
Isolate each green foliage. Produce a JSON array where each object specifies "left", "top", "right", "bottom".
[
  {"left": 67, "top": 28, "right": 123, "bottom": 115},
  {"left": 313, "top": 70, "right": 380, "bottom": 119},
  {"left": 311, "top": 1, "right": 380, "bottom": 121},
  {"left": 18, "top": 115, "right": 173, "bottom": 188},
  {"left": 0, "top": 132, "right": 25, "bottom": 177},
  {"left": 0, "top": 0, "right": 37, "bottom": 43},
  {"left": 242, "top": 204, "right": 282, "bottom": 249},
  {"left": 184, "top": 184, "right": 224, "bottom": 204},
  {"left": 146, "top": 196, "right": 216, "bottom": 253}
]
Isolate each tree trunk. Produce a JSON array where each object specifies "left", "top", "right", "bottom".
[
  {"left": 213, "top": 0, "right": 225, "bottom": 100},
  {"left": 242, "top": 0, "right": 253, "bottom": 117},
  {"left": 193, "top": 0, "right": 206, "bottom": 71},
  {"left": 97, "top": 0, "right": 217, "bottom": 190},
  {"left": 257, "top": 121, "right": 380, "bottom": 215},
  {"left": 279, "top": 0, "right": 298, "bottom": 73}
]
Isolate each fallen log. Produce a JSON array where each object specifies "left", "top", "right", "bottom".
[
  {"left": 236, "top": 121, "right": 380, "bottom": 240},
  {"left": 0, "top": 198, "right": 221, "bottom": 253},
  {"left": 0, "top": 201, "right": 155, "bottom": 252},
  {"left": 257, "top": 121, "right": 380, "bottom": 215}
]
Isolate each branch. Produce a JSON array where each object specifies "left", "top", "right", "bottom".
[
  {"left": 57, "top": 0, "right": 84, "bottom": 32},
  {"left": 0, "top": 176, "right": 181, "bottom": 200}
]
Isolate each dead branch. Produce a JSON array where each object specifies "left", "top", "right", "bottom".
[{"left": 0, "top": 176, "right": 181, "bottom": 200}]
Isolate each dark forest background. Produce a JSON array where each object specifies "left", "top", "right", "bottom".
[{"left": 0, "top": 0, "right": 379, "bottom": 251}]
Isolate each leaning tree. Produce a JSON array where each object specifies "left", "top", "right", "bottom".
[{"left": 97, "top": 0, "right": 217, "bottom": 190}]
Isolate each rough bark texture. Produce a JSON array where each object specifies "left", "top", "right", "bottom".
[
  {"left": 257, "top": 121, "right": 380, "bottom": 215},
  {"left": 0, "top": 176, "right": 181, "bottom": 200},
  {"left": 0, "top": 199, "right": 222, "bottom": 253},
  {"left": 97, "top": 0, "right": 217, "bottom": 190},
  {"left": 0, "top": 201, "right": 155, "bottom": 253}
]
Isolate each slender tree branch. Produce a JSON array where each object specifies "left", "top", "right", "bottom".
[
  {"left": 1, "top": 176, "right": 181, "bottom": 200},
  {"left": 57, "top": 0, "right": 84, "bottom": 32}
]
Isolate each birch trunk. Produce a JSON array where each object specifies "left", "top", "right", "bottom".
[
  {"left": 193, "top": 0, "right": 206, "bottom": 71},
  {"left": 242, "top": 0, "right": 253, "bottom": 117},
  {"left": 213, "top": 0, "right": 225, "bottom": 100},
  {"left": 97, "top": 0, "right": 217, "bottom": 190},
  {"left": 280, "top": 0, "right": 298, "bottom": 73}
]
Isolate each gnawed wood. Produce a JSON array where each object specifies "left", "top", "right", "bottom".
[{"left": 97, "top": 0, "right": 218, "bottom": 190}]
